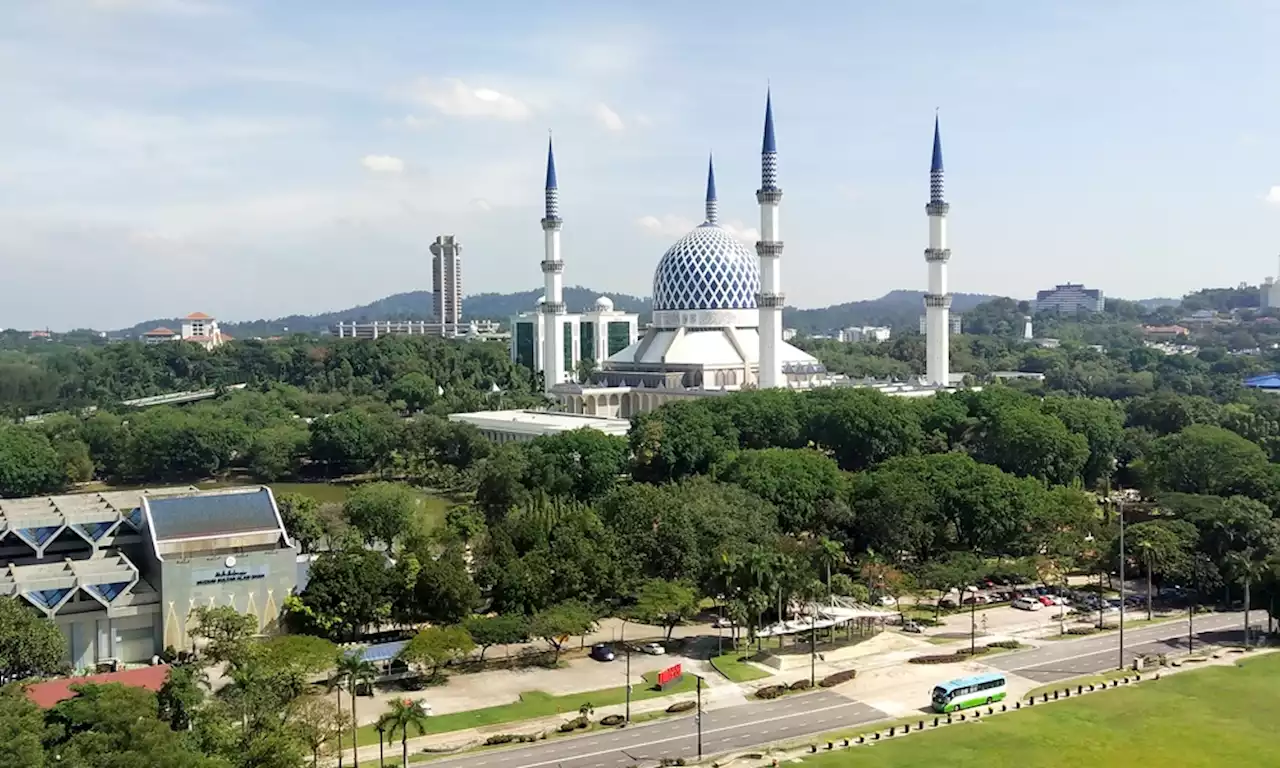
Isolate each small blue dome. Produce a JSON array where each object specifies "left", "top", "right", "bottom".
[{"left": 652, "top": 224, "right": 760, "bottom": 312}]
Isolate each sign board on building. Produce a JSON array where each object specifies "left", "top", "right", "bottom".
[
  {"left": 657, "top": 663, "right": 683, "bottom": 690},
  {"left": 193, "top": 565, "right": 268, "bottom": 587}
]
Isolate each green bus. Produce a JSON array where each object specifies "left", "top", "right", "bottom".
[{"left": 931, "top": 672, "right": 1007, "bottom": 713}]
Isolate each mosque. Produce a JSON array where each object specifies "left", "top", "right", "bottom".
[{"left": 507, "top": 91, "right": 958, "bottom": 421}]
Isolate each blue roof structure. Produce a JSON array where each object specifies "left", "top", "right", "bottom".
[
  {"left": 931, "top": 115, "right": 944, "bottom": 173},
  {"left": 762, "top": 90, "right": 777, "bottom": 154},
  {"left": 1243, "top": 373, "right": 1280, "bottom": 390},
  {"left": 345, "top": 639, "right": 409, "bottom": 664},
  {"left": 147, "top": 489, "right": 281, "bottom": 542},
  {"left": 544, "top": 136, "right": 558, "bottom": 190}
]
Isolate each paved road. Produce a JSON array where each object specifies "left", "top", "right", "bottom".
[
  {"left": 429, "top": 691, "right": 887, "bottom": 768},
  {"left": 427, "top": 612, "right": 1255, "bottom": 768},
  {"left": 988, "top": 611, "right": 1253, "bottom": 683}
]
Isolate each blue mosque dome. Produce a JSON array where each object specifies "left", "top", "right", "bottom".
[
  {"left": 651, "top": 156, "right": 760, "bottom": 313},
  {"left": 652, "top": 225, "right": 760, "bottom": 312}
]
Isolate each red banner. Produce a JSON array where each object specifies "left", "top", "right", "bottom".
[{"left": 657, "top": 663, "right": 683, "bottom": 687}]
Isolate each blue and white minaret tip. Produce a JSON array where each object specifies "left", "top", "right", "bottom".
[
  {"left": 704, "top": 153, "right": 719, "bottom": 226},
  {"left": 543, "top": 135, "right": 560, "bottom": 221},
  {"left": 931, "top": 115, "right": 944, "bottom": 173},
  {"left": 545, "top": 136, "right": 558, "bottom": 190},
  {"left": 762, "top": 90, "right": 777, "bottom": 154},
  {"left": 761, "top": 89, "right": 779, "bottom": 191}
]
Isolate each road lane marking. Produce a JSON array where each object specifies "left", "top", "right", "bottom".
[{"left": 441, "top": 700, "right": 881, "bottom": 768}]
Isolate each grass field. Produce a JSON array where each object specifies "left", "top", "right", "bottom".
[
  {"left": 354, "top": 668, "right": 698, "bottom": 745},
  {"left": 797, "top": 653, "right": 1280, "bottom": 767},
  {"left": 710, "top": 650, "right": 772, "bottom": 682}
]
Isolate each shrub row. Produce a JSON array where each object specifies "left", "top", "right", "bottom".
[
  {"left": 788, "top": 679, "right": 812, "bottom": 691},
  {"left": 755, "top": 685, "right": 788, "bottom": 699},
  {"left": 1067, "top": 627, "right": 1099, "bottom": 636},
  {"left": 557, "top": 716, "right": 589, "bottom": 733},
  {"left": 600, "top": 714, "right": 625, "bottom": 726},
  {"left": 819, "top": 669, "right": 857, "bottom": 687},
  {"left": 986, "top": 640, "right": 1021, "bottom": 649},
  {"left": 666, "top": 700, "right": 697, "bottom": 713},
  {"left": 483, "top": 733, "right": 541, "bottom": 745}
]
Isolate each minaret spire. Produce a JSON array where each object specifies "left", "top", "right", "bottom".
[
  {"left": 923, "top": 112, "right": 952, "bottom": 387},
  {"left": 540, "top": 134, "right": 566, "bottom": 393},
  {"left": 704, "top": 153, "right": 719, "bottom": 226},
  {"left": 755, "top": 88, "right": 784, "bottom": 389},
  {"left": 544, "top": 134, "right": 560, "bottom": 220}
]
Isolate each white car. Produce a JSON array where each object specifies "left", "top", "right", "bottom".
[
  {"left": 877, "top": 595, "right": 896, "bottom": 607},
  {"left": 639, "top": 642, "right": 666, "bottom": 655},
  {"left": 1012, "top": 596, "right": 1043, "bottom": 611},
  {"left": 712, "top": 617, "right": 734, "bottom": 628}
]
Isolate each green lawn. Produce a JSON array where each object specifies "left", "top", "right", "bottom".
[
  {"left": 710, "top": 650, "right": 772, "bottom": 682},
  {"left": 797, "top": 653, "right": 1280, "bottom": 767},
  {"left": 355, "top": 669, "right": 698, "bottom": 745}
]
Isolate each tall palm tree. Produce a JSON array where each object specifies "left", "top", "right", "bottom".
[
  {"left": 377, "top": 698, "right": 432, "bottom": 768},
  {"left": 333, "top": 651, "right": 378, "bottom": 767},
  {"left": 815, "top": 537, "right": 844, "bottom": 596},
  {"left": 1224, "top": 549, "right": 1265, "bottom": 648}
]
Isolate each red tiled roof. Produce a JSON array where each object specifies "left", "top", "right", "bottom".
[
  {"left": 184, "top": 312, "right": 213, "bottom": 320},
  {"left": 144, "top": 327, "right": 178, "bottom": 336},
  {"left": 24, "top": 665, "right": 171, "bottom": 709}
]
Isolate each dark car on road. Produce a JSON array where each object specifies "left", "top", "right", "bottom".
[{"left": 590, "top": 644, "right": 615, "bottom": 662}]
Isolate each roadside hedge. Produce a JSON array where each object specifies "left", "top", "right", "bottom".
[
  {"left": 666, "top": 700, "right": 697, "bottom": 713},
  {"left": 819, "top": 670, "right": 857, "bottom": 687},
  {"left": 755, "top": 685, "right": 788, "bottom": 699}
]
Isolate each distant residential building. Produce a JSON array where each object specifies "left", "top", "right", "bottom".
[
  {"left": 1033, "top": 283, "right": 1105, "bottom": 314},
  {"left": 333, "top": 319, "right": 503, "bottom": 340},
  {"left": 430, "top": 235, "right": 463, "bottom": 336},
  {"left": 1034, "top": 338, "right": 1061, "bottom": 349},
  {"left": 1144, "top": 341, "right": 1199, "bottom": 355},
  {"left": 1261, "top": 256, "right": 1280, "bottom": 309},
  {"left": 840, "top": 326, "right": 891, "bottom": 343},
  {"left": 141, "top": 327, "right": 179, "bottom": 344},
  {"left": 1142, "top": 324, "right": 1190, "bottom": 341},
  {"left": 179, "top": 312, "right": 226, "bottom": 350},
  {"left": 1179, "top": 309, "right": 1224, "bottom": 326},
  {"left": 919, "top": 314, "right": 962, "bottom": 334},
  {"left": 28, "top": 329, "right": 52, "bottom": 341},
  {"left": 782, "top": 328, "right": 798, "bottom": 342},
  {"left": 141, "top": 312, "right": 227, "bottom": 350}
]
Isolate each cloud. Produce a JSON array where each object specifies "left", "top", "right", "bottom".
[
  {"left": 593, "top": 103, "right": 625, "bottom": 132},
  {"left": 404, "top": 78, "right": 532, "bottom": 121},
  {"left": 637, "top": 214, "right": 759, "bottom": 244},
  {"left": 361, "top": 155, "right": 405, "bottom": 173},
  {"left": 1266, "top": 186, "right": 1280, "bottom": 205},
  {"left": 470, "top": 198, "right": 492, "bottom": 212}
]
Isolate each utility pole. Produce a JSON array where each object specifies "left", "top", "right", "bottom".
[
  {"left": 696, "top": 676, "right": 704, "bottom": 761},
  {"left": 1118, "top": 498, "right": 1126, "bottom": 670}
]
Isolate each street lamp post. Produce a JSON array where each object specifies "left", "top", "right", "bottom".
[
  {"left": 810, "top": 608, "right": 817, "bottom": 687},
  {"left": 695, "top": 676, "right": 704, "bottom": 762},
  {"left": 966, "top": 586, "right": 978, "bottom": 656},
  {"left": 624, "top": 645, "right": 632, "bottom": 724},
  {"left": 1118, "top": 498, "right": 1126, "bottom": 670},
  {"left": 376, "top": 725, "right": 385, "bottom": 768}
]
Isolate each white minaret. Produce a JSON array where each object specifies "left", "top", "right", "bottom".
[
  {"left": 1023, "top": 316, "right": 1033, "bottom": 340},
  {"left": 924, "top": 115, "right": 952, "bottom": 387},
  {"left": 756, "top": 91, "right": 784, "bottom": 389},
  {"left": 540, "top": 137, "right": 566, "bottom": 393}
]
